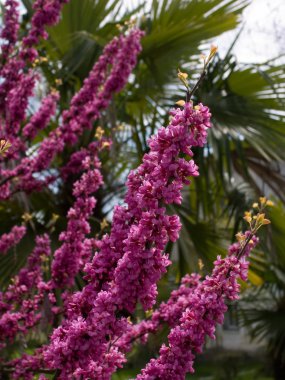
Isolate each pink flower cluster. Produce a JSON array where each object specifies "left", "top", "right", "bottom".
[
  {"left": 61, "top": 28, "right": 143, "bottom": 145},
  {"left": 0, "top": 0, "right": 67, "bottom": 175},
  {"left": 23, "top": 91, "right": 59, "bottom": 140},
  {"left": 22, "top": 0, "right": 69, "bottom": 51},
  {"left": 0, "top": 0, "right": 68, "bottom": 125},
  {"left": 0, "top": 234, "right": 51, "bottom": 347},
  {"left": 6, "top": 73, "right": 36, "bottom": 133},
  {"left": 0, "top": 225, "right": 26, "bottom": 254},
  {"left": 117, "top": 274, "right": 201, "bottom": 352},
  {"left": 0, "top": 0, "right": 20, "bottom": 60},
  {"left": 52, "top": 142, "right": 105, "bottom": 287}
]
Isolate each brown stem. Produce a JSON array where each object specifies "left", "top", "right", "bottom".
[
  {"left": 188, "top": 69, "right": 207, "bottom": 100},
  {"left": 225, "top": 232, "right": 255, "bottom": 279},
  {"left": 0, "top": 365, "right": 54, "bottom": 374},
  {"left": 236, "top": 232, "right": 254, "bottom": 261}
]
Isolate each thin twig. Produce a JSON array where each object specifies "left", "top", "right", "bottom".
[{"left": 188, "top": 69, "right": 207, "bottom": 100}]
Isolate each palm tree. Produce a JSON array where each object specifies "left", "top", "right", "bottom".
[{"left": 239, "top": 202, "right": 285, "bottom": 380}]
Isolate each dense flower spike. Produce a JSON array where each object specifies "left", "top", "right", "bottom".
[
  {"left": 51, "top": 144, "right": 104, "bottom": 287},
  {"left": 0, "top": 225, "right": 26, "bottom": 254},
  {"left": 22, "top": 0, "right": 69, "bottom": 51},
  {"left": 0, "top": 57, "right": 25, "bottom": 119},
  {"left": 0, "top": 0, "right": 20, "bottom": 61},
  {"left": 0, "top": 0, "right": 68, "bottom": 121},
  {"left": 6, "top": 72, "right": 36, "bottom": 133},
  {"left": 23, "top": 91, "right": 59, "bottom": 140},
  {"left": 0, "top": 1, "right": 68, "bottom": 176},
  {"left": 60, "top": 29, "right": 143, "bottom": 146},
  {"left": 42, "top": 102, "right": 211, "bottom": 378},
  {"left": 0, "top": 234, "right": 51, "bottom": 345},
  {"left": 84, "top": 103, "right": 210, "bottom": 296},
  {"left": 111, "top": 102, "right": 210, "bottom": 312}
]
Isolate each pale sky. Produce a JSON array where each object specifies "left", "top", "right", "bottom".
[
  {"left": 217, "top": 0, "right": 285, "bottom": 63},
  {"left": 125, "top": 0, "right": 285, "bottom": 64}
]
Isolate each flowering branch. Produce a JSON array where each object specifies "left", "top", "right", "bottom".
[
  {"left": 178, "top": 45, "right": 218, "bottom": 102},
  {"left": 51, "top": 141, "right": 105, "bottom": 288},
  {"left": 0, "top": 234, "right": 51, "bottom": 348},
  {"left": 40, "top": 98, "right": 211, "bottom": 379},
  {"left": 135, "top": 200, "right": 272, "bottom": 380},
  {"left": 0, "top": 225, "right": 26, "bottom": 254}
]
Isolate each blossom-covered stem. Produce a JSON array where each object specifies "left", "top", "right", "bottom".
[
  {"left": 21, "top": 0, "right": 69, "bottom": 61},
  {"left": 0, "top": 234, "right": 51, "bottom": 347},
  {"left": 5, "top": 71, "right": 36, "bottom": 136},
  {"left": 0, "top": 0, "right": 69, "bottom": 164},
  {"left": 0, "top": 225, "right": 26, "bottom": 254},
  {"left": 22, "top": 91, "right": 59, "bottom": 141},
  {"left": 51, "top": 142, "right": 106, "bottom": 288},
  {"left": 0, "top": 0, "right": 20, "bottom": 62},
  {"left": 60, "top": 28, "right": 143, "bottom": 145},
  {"left": 84, "top": 102, "right": 210, "bottom": 298},
  {"left": 134, "top": 226, "right": 263, "bottom": 380},
  {"left": 116, "top": 274, "right": 201, "bottom": 353},
  {"left": 41, "top": 101, "right": 211, "bottom": 379},
  {"left": 0, "top": 0, "right": 69, "bottom": 121}
]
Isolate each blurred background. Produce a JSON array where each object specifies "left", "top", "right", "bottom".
[{"left": 1, "top": 1, "right": 285, "bottom": 379}]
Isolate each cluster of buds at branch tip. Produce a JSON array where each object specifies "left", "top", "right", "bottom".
[
  {"left": 177, "top": 44, "right": 217, "bottom": 103},
  {"left": 32, "top": 56, "right": 48, "bottom": 68},
  {"left": 101, "top": 141, "right": 111, "bottom": 149},
  {"left": 253, "top": 197, "right": 274, "bottom": 208},
  {"left": 54, "top": 78, "right": 62, "bottom": 87},
  {"left": 116, "top": 124, "right": 125, "bottom": 131},
  {"left": 198, "top": 258, "right": 204, "bottom": 272},
  {"left": 200, "top": 44, "right": 218, "bottom": 68},
  {"left": 116, "top": 18, "right": 137, "bottom": 32},
  {"left": 49, "top": 88, "right": 60, "bottom": 98},
  {"left": 22, "top": 212, "right": 33, "bottom": 224},
  {"left": 239, "top": 198, "right": 273, "bottom": 242},
  {"left": 177, "top": 69, "right": 190, "bottom": 91},
  {"left": 95, "top": 126, "right": 105, "bottom": 140},
  {"left": 176, "top": 99, "right": 186, "bottom": 107},
  {"left": 100, "top": 218, "right": 109, "bottom": 231},
  {"left": 0, "top": 139, "right": 12, "bottom": 156},
  {"left": 46, "top": 213, "right": 60, "bottom": 231}
]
